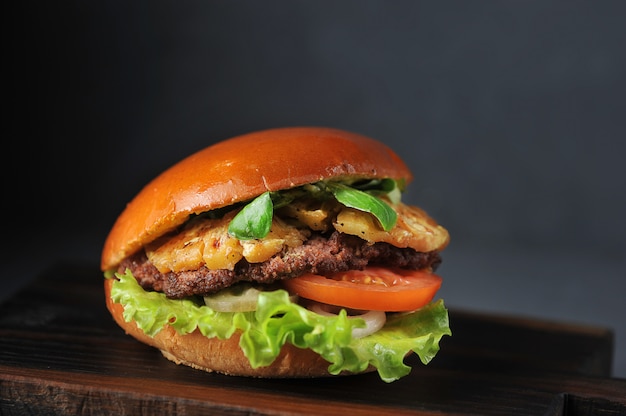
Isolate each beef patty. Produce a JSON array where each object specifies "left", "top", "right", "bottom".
[{"left": 118, "top": 231, "right": 442, "bottom": 299}]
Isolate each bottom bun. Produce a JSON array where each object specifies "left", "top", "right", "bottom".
[{"left": 104, "top": 278, "right": 374, "bottom": 378}]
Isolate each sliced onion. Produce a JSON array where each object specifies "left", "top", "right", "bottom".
[
  {"left": 204, "top": 284, "right": 260, "bottom": 312},
  {"left": 204, "top": 283, "right": 297, "bottom": 312},
  {"left": 309, "top": 302, "right": 386, "bottom": 339}
]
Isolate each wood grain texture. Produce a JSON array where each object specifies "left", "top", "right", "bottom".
[{"left": 1, "top": 264, "right": 625, "bottom": 415}]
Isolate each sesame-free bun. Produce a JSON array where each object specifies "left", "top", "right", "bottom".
[
  {"left": 101, "top": 127, "right": 412, "bottom": 271},
  {"left": 104, "top": 279, "right": 370, "bottom": 378}
]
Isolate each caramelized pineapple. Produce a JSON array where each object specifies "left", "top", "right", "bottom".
[{"left": 334, "top": 203, "right": 449, "bottom": 252}]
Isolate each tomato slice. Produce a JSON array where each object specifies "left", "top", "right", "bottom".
[{"left": 282, "top": 267, "right": 442, "bottom": 312}]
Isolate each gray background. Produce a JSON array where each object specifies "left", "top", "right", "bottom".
[{"left": 5, "top": 1, "right": 625, "bottom": 377}]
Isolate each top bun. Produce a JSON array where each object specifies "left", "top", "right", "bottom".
[{"left": 101, "top": 127, "right": 412, "bottom": 271}]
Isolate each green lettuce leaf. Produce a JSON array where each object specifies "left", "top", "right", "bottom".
[{"left": 109, "top": 270, "right": 451, "bottom": 382}]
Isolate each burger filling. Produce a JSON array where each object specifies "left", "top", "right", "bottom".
[{"left": 115, "top": 180, "right": 449, "bottom": 300}]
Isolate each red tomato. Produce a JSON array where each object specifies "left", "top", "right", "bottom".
[{"left": 282, "top": 267, "right": 442, "bottom": 312}]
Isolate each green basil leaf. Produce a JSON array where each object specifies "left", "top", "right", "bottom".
[
  {"left": 269, "top": 189, "right": 300, "bottom": 209},
  {"left": 352, "top": 178, "right": 401, "bottom": 204},
  {"left": 327, "top": 183, "right": 397, "bottom": 231},
  {"left": 351, "top": 178, "right": 396, "bottom": 193},
  {"left": 228, "top": 192, "right": 273, "bottom": 240}
]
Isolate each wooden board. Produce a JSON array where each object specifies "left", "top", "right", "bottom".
[{"left": 1, "top": 264, "right": 625, "bottom": 415}]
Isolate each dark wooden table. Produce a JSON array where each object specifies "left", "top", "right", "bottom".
[{"left": 1, "top": 264, "right": 624, "bottom": 415}]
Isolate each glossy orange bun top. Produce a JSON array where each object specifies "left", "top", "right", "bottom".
[{"left": 101, "top": 127, "right": 412, "bottom": 271}]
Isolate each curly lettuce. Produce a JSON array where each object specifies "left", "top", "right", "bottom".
[{"left": 108, "top": 269, "right": 451, "bottom": 382}]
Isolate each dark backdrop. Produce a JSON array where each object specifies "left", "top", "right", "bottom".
[{"left": 6, "top": 1, "right": 625, "bottom": 377}]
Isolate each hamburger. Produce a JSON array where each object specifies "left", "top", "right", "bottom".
[{"left": 102, "top": 126, "right": 451, "bottom": 382}]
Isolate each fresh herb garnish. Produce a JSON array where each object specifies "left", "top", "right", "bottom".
[
  {"left": 325, "top": 182, "right": 397, "bottom": 231},
  {"left": 227, "top": 180, "right": 400, "bottom": 240},
  {"left": 227, "top": 191, "right": 273, "bottom": 240},
  {"left": 351, "top": 178, "right": 402, "bottom": 205}
]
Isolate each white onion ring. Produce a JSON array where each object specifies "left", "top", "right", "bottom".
[
  {"left": 309, "top": 303, "right": 386, "bottom": 339},
  {"left": 204, "top": 284, "right": 297, "bottom": 312},
  {"left": 204, "top": 288, "right": 260, "bottom": 312}
]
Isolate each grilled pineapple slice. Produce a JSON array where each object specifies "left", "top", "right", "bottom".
[
  {"left": 334, "top": 202, "right": 449, "bottom": 253},
  {"left": 146, "top": 212, "right": 308, "bottom": 272}
]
